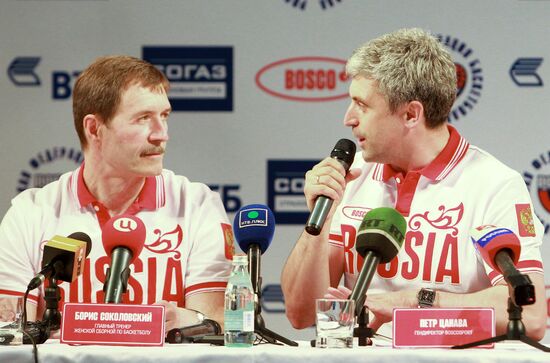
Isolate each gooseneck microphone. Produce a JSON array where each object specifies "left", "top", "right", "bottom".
[
  {"left": 233, "top": 204, "right": 297, "bottom": 346},
  {"left": 349, "top": 207, "right": 406, "bottom": 317},
  {"left": 101, "top": 214, "right": 146, "bottom": 304},
  {"left": 305, "top": 139, "right": 356, "bottom": 236},
  {"left": 28, "top": 232, "right": 92, "bottom": 290},
  {"left": 471, "top": 226, "right": 534, "bottom": 306}
]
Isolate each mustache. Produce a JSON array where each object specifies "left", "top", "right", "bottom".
[{"left": 141, "top": 147, "right": 165, "bottom": 155}]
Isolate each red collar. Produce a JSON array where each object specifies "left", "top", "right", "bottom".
[
  {"left": 373, "top": 125, "right": 469, "bottom": 182},
  {"left": 72, "top": 164, "right": 165, "bottom": 212}
]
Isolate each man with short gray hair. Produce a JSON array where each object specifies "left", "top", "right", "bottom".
[{"left": 282, "top": 28, "right": 546, "bottom": 341}]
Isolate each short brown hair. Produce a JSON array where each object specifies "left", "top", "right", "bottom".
[
  {"left": 346, "top": 28, "right": 457, "bottom": 128},
  {"left": 73, "top": 55, "right": 169, "bottom": 149}
]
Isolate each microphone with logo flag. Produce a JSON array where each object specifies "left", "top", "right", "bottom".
[
  {"left": 102, "top": 215, "right": 146, "bottom": 304},
  {"left": 346, "top": 207, "right": 406, "bottom": 347},
  {"left": 471, "top": 225, "right": 534, "bottom": 306},
  {"left": 350, "top": 207, "right": 407, "bottom": 317},
  {"left": 305, "top": 138, "right": 356, "bottom": 236},
  {"left": 452, "top": 227, "right": 550, "bottom": 351},
  {"left": 28, "top": 232, "right": 92, "bottom": 290},
  {"left": 21, "top": 232, "right": 92, "bottom": 338},
  {"left": 233, "top": 204, "right": 297, "bottom": 346}
]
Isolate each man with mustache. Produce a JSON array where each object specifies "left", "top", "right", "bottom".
[{"left": 0, "top": 56, "right": 233, "bottom": 336}]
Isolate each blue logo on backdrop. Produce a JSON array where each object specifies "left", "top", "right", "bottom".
[
  {"left": 284, "top": 0, "right": 342, "bottom": 11},
  {"left": 17, "top": 147, "right": 83, "bottom": 193},
  {"left": 261, "top": 284, "right": 285, "bottom": 313},
  {"left": 510, "top": 58, "right": 544, "bottom": 87},
  {"left": 8, "top": 57, "right": 41, "bottom": 86},
  {"left": 267, "top": 159, "right": 319, "bottom": 224},
  {"left": 208, "top": 184, "right": 241, "bottom": 213},
  {"left": 143, "top": 46, "right": 233, "bottom": 111}
]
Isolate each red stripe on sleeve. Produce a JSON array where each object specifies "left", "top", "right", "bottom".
[{"left": 184, "top": 281, "right": 227, "bottom": 296}]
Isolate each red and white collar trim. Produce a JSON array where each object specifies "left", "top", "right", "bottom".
[
  {"left": 70, "top": 164, "right": 165, "bottom": 211},
  {"left": 372, "top": 125, "right": 469, "bottom": 182}
]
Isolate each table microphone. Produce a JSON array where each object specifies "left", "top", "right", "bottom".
[
  {"left": 28, "top": 232, "right": 92, "bottom": 290},
  {"left": 349, "top": 207, "right": 406, "bottom": 317},
  {"left": 471, "top": 225, "right": 534, "bottom": 306},
  {"left": 101, "top": 214, "right": 146, "bottom": 304},
  {"left": 166, "top": 319, "right": 221, "bottom": 344}
]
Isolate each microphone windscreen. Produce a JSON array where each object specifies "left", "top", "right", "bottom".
[
  {"left": 355, "top": 207, "right": 406, "bottom": 263},
  {"left": 233, "top": 204, "right": 275, "bottom": 254},
  {"left": 101, "top": 215, "right": 146, "bottom": 263},
  {"left": 471, "top": 225, "right": 521, "bottom": 271},
  {"left": 68, "top": 232, "right": 92, "bottom": 257},
  {"left": 330, "top": 138, "right": 356, "bottom": 170}
]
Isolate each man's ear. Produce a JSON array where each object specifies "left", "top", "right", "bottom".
[
  {"left": 403, "top": 100, "right": 424, "bottom": 129},
  {"left": 82, "top": 114, "right": 102, "bottom": 145}
]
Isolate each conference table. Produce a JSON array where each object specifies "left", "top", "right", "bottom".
[{"left": 1, "top": 339, "right": 549, "bottom": 363}]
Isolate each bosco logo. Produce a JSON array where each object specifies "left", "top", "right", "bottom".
[
  {"left": 436, "top": 34, "right": 483, "bottom": 123},
  {"left": 255, "top": 57, "right": 349, "bottom": 102},
  {"left": 342, "top": 206, "right": 371, "bottom": 221}
]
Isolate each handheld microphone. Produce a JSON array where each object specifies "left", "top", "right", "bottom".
[
  {"left": 28, "top": 232, "right": 92, "bottom": 290},
  {"left": 305, "top": 138, "right": 356, "bottom": 236},
  {"left": 101, "top": 214, "right": 146, "bottom": 304},
  {"left": 349, "top": 207, "right": 406, "bottom": 317},
  {"left": 233, "top": 204, "right": 274, "bottom": 295},
  {"left": 471, "top": 226, "right": 535, "bottom": 306}
]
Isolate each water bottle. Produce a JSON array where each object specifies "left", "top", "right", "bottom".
[{"left": 224, "top": 255, "right": 255, "bottom": 347}]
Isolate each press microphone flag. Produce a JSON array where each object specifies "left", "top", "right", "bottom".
[
  {"left": 102, "top": 214, "right": 146, "bottom": 304},
  {"left": 28, "top": 232, "right": 92, "bottom": 290},
  {"left": 233, "top": 204, "right": 274, "bottom": 294},
  {"left": 232, "top": 204, "right": 298, "bottom": 346},
  {"left": 233, "top": 204, "right": 274, "bottom": 253},
  {"left": 471, "top": 225, "right": 534, "bottom": 306},
  {"left": 349, "top": 207, "right": 406, "bottom": 317},
  {"left": 305, "top": 138, "right": 356, "bottom": 236}
]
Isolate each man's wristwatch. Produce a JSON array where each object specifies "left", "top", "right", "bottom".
[{"left": 417, "top": 288, "right": 436, "bottom": 308}]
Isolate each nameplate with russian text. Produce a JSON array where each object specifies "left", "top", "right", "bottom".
[
  {"left": 393, "top": 308, "right": 495, "bottom": 348},
  {"left": 60, "top": 303, "right": 165, "bottom": 346}
]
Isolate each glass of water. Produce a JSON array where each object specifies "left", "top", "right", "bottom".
[
  {"left": 315, "top": 298, "right": 355, "bottom": 348},
  {"left": 0, "top": 294, "right": 24, "bottom": 345}
]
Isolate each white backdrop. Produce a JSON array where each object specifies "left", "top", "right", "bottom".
[{"left": 1, "top": 0, "right": 549, "bottom": 342}]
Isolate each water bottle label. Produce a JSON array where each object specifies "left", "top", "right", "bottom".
[
  {"left": 224, "top": 310, "right": 254, "bottom": 332},
  {"left": 243, "top": 310, "right": 254, "bottom": 331}
]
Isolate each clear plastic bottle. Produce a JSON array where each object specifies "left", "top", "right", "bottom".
[{"left": 224, "top": 255, "right": 255, "bottom": 347}]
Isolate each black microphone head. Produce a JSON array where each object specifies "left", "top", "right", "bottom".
[
  {"left": 68, "top": 232, "right": 92, "bottom": 257},
  {"left": 330, "top": 138, "right": 356, "bottom": 171},
  {"left": 355, "top": 207, "right": 406, "bottom": 263}
]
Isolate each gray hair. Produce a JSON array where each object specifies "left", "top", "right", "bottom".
[{"left": 346, "top": 28, "right": 457, "bottom": 127}]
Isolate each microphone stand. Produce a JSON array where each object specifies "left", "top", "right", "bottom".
[
  {"left": 247, "top": 248, "right": 298, "bottom": 347},
  {"left": 452, "top": 273, "right": 549, "bottom": 352},
  {"left": 42, "top": 276, "right": 61, "bottom": 331},
  {"left": 354, "top": 306, "right": 374, "bottom": 346}
]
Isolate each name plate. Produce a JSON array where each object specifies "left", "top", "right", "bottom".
[
  {"left": 61, "top": 303, "right": 165, "bottom": 346},
  {"left": 393, "top": 308, "right": 495, "bottom": 348}
]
